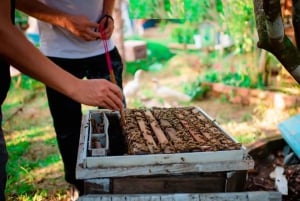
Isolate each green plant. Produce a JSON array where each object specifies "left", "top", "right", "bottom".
[
  {"left": 129, "top": 0, "right": 184, "bottom": 19},
  {"left": 223, "top": 0, "right": 255, "bottom": 53},
  {"left": 183, "top": 77, "right": 210, "bottom": 100},
  {"left": 235, "top": 133, "right": 257, "bottom": 144},
  {"left": 220, "top": 72, "right": 264, "bottom": 89},
  {"left": 184, "top": 66, "right": 266, "bottom": 102},
  {"left": 15, "top": 10, "right": 28, "bottom": 28},
  {"left": 170, "top": 24, "right": 196, "bottom": 44},
  {"left": 201, "top": 69, "right": 265, "bottom": 89},
  {"left": 125, "top": 39, "right": 175, "bottom": 74}
]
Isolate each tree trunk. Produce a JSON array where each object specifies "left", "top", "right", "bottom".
[
  {"left": 258, "top": 49, "right": 268, "bottom": 85},
  {"left": 253, "top": 0, "right": 300, "bottom": 84},
  {"left": 112, "top": 0, "right": 126, "bottom": 71}
]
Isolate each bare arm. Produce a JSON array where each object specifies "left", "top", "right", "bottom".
[
  {"left": 16, "top": 0, "right": 100, "bottom": 41},
  {"left": 99, "top": 0, "right": 116, "bottom": 39},
  {"left": 0, "top": 0, "right": 123, "bottom": 109},
  {"left": 103, "top": 0, "right": 116, "bottom": 16}
]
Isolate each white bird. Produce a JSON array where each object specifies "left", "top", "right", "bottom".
[
  {"left": 123, "top": 69, "right": 144, "bottom": 103},
  {"left": 152, "top": 78, "right": 192, "bottom": 106}
]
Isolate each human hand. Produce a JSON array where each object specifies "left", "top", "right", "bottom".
[
  {"left": 63, "top": 15, "right": 100, "bottom": 41},
  {"left": 73, "top": 79, "right": 124, "bottom": 111},
  {"left": 98, "top": 15, "right": 114, "bottom": 39}
]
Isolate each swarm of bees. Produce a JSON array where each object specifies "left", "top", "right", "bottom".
[{"left": 123, "top": 107, "right": 241, "bottom": 155}]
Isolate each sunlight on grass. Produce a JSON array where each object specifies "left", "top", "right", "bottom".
[
  {"left": 5, "top": 124, "right": 64, "bottom": 200},
  {"left": 5, "top": 126, "right": 54, "bottom": 142}
]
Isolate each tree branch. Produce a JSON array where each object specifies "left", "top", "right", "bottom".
[
  {"left": 253, "top": 0, "right": 300, "bottom": 84},
  {"left": 292, "top": 0, "right": 300, "bottom": 48}
]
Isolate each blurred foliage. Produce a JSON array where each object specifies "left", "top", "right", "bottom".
[
  {"left": 164, "top": 0, "right": 256, "bottom": 57},
  {"left": 2, "top": 75, "right": 43, "bottom": 117},
  {"left": 125, "top": 39, "right": 175, "bottom": 74},
  {"left": 184, "top": 0, "right": 223, "bottom": 24},
  {"left": 129, "top": 0, "right": 185, "bottom": 19},
  {"left": 183, "top": 76, "right": 210, "bottom": 100},
  {"left": 17, "top": 75, "right": 44, "bottom": 90},
  {"left": 222, "top": 0, "right": 256, "bottom": 54},
  {"left": 170, "top": 24, "right": 196, "bottom": 44},
  {"left": 15, "top": 10, "right": 28, "bottom": 24},
  {"left": 15, "top": 10, "right": 29, "bottom": 31},
  {"left": 184, "top": 69, "right": 265, "bottom": 100}
]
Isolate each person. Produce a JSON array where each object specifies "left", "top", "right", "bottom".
[
  {"left": 16, "top": 0, "right": 126, "bottom": 196},
  {"left": 0, "top": 0, "right": 124, "bottom": 200}
]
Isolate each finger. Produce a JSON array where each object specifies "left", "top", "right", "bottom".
[
  {"left": 107, "top": 88, "right": 124, "bottom": 109},
  {"left": 104, "top": 94, "right": 122, "bottom": 110},
  {"left": 89, "top": 31, "right": 101, "bottom": 39},
  {"left": 84, "top": 27, "right": 101, "bottom": 38},
  {"left": 83, "top": 33, "right": 98, "bottom": 41},
  {"left": 109, "top": 84, "right": 123, "bottom": 100},
  {"left": 88, "top": 22, "right": 99, "bottom": 30}
]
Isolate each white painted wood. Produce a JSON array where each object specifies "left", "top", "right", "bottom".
[
  {"left": 85, "top": 149, "right": 245, "bottom": 168},
  {"left": 78, "top": 192, "right": 282, "bottom": 201},
  {"left": 100, "top": 197, "right": 110, "bottom": 201},
  {"left": 77, "top": 115, "right": 89, "bottom": 170},
  {"left": 76, "top": 158, "right": 254, "bottom": 179},
  {"left": 88, "top": 111, "right": 110, "bottom": 156}
]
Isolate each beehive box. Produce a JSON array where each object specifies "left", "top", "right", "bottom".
[
  {"left": 76, "top": 107, "right": 254, "bottom": 195},
  {"left": 124, "top": 40, "right": 147, "bottom": 62}
]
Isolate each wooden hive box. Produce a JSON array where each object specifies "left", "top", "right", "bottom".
[
  {"left": 76, "top": 107, "right": 254, "bottom": 195},
  {"left": 124, "top": 40, "right": 147, "bottom": 62}
]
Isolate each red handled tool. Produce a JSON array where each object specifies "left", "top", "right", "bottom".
[{"left": 99, "top": 21, "right": 126, "bottom": 126}]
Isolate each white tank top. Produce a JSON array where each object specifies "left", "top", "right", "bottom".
[{"left": 38, "top": 0, "right": 114, "bottom": 58}]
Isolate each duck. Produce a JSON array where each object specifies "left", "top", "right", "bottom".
[
  {"left": 151, "top": 78, "right": 191, "bottom": 106},
  {"left": 123, "top": 69, "right": 144, "bottom": 103}
]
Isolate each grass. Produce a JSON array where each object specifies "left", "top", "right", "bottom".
[{"left": 3, "top": 77, "right": 69, "bottom": 201}]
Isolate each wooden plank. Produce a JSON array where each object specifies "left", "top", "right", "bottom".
[
  {"left": 112, "top": 175, "right": 226, "bottom": 194},
  {"left": 137, "top": 117, "right": 159, "bottom": 153},
  {"left": 225, "top": 171, "right": 248, "bottom": 192},
  {"left": 85, "top": 149, "right": 245, "bottom": 169},
  {"left": 84, "top": 179, "right": 110, "bottom": 194},
  {"left": 76, "top": 158, "right": 254, "bottom": 179},
  {"left": 83, "top": 172, "right": 247, "bottom": 195},
  {"left": 144, "top": 110, "right": 169, "bottom": 145},
  {"left": 77, "top": 115, "right": 89, "bottom": 170},
  {"left": 78, "top": 192, "right": 282, "bottom": 201}
]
